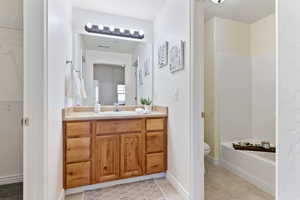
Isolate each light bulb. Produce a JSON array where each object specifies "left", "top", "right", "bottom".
[
  {"left": 130, "top": 30, "right": 135, "bottom": 35},
  {"left": 86, "top": 23, "right": 92, "bottom": 29},
  {"left": 98, "top": 25, "right": 104, "bottom": 30},
  {"left": 211, "top": 0, "right": 225, "bottom": 4},
  {"left": 108, "top": 26, "right": 115, "bottom": 31}
]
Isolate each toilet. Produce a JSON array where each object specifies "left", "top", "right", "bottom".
[
  {"left": 204, "top": 143, "right": 211, "bottom": 174},
  {"left": 204, "top": 142, "right": 211, "bottom": 156}
]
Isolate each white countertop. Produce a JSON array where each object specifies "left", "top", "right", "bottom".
[{"left": 63, "top": 111, "right": 167, "bottom": 121}]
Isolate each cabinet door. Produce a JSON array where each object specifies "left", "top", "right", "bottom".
[
  {"left": 66, "top": 137, "right": 91, "bottom": 163},
  {"left": 120, "top": 133, "right": 143, "bottom": 178},
  {"left": 146, "top": 153, "right": 165, "bottom": 174},
  {"left": 66, "top": 161, "right": 91, "bottom": 188},
  {"left": 146, "top": 132, "right": 164, "bottom": 153},
  {"left": 95, "top": 135, "right": 120, "bottom": 182},
  {"left": 66, "top": 122, "right": 91, "bottom": 138}
]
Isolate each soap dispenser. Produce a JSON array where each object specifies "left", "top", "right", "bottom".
[{"left": 94, "top": 101, "right": 101, "bottom": 113}]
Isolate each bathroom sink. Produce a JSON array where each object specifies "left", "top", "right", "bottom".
[{"left": 94, "top": 111, "right": 144, "bottom": 116}]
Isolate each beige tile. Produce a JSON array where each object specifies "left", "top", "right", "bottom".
[
  {"left": 155, "top": 178, "right": 185, "bottom": 200},
  {"left": 65, "top": 179, "right": 183, "bottom": 200},
  {"left": 65, "top": 193, "right": 83, "bottom": 200},
  {"left": 65, "top": 162, "right": 272, "bottom": 200},
  {"left": 205, "top": 161, "right": 274, "bottom": 200}
]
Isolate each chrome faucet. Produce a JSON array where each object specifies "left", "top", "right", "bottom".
[{"left": 114, "top": 103, "right": 120, "bottom": 112}]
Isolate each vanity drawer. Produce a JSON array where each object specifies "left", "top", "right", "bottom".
[
  {"left": 66, "top": 138, "right": 91, "bottom": 163},
  {"left": 146, "top": 132, "right": 164, "bottom": 153},
  {"left": 146, "top": 118, "right": 165, "bottom": 131},
  {"left": 95, "top": 120, "right": 142, "bottom": 134},
  {"left": 66, "top": 161, "right": 91, "bottom": 188},
  {"left": 146, "top": 153, "right": 165, "bottom": 174},
  {"left": 66, "top": 122, "right": 91, "bottom": 138}
]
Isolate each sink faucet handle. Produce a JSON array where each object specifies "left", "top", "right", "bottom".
[{"left": 114, "top": 103, "right": 120, "bottom": 112}]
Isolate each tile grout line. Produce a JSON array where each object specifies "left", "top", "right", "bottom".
[
  {"left": 81, "top": 191, "right": 86, "bottom": 200},
  {"left": 154, "top": 179, "right": 169, "bottom": 200}
]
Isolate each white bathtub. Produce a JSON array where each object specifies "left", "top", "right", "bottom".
[{"left": 221, "top": 142, "right": 275, "bottom": 195}]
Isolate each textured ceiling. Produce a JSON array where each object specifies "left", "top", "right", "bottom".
[{"left": 205, "top": 0, "right": 275, "bottom": 23}]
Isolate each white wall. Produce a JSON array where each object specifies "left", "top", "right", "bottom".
[
  {"left": 0, "top": 1, "right": 23, "bottom": 184},
  {"left": 0, "top": 0, "right": 23, "bottom": 30},
  {"left": 251, "top": 14, "right": 276, "bottom": 144},
  {"left": 48, "top": 0, "right": 73, "bottom": 199},
  {"left": 153, "top": 0, "right": 192, "bottom": 197},
  {"left": 214, "top": 18, "right": 252, "bottom": 143},
  {"left": 204, "top": 19, "right": 220, "bottom": 160},
  {"left": 72, "top": 8, "right": 153, "bottom": 43},
  {"left": 84, "top": 50, "right": 134, "bottom": 105},
  {"left": 278, "top": 1, "right": 300, "bottom": 199},
  {"left": 132, "top": 42, "right": 153, "bottom": 102}
]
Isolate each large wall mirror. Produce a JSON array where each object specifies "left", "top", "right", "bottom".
[{"left": 72, "top": 33, "right": 153, "bottom": 106}]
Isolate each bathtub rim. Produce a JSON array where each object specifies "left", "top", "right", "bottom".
[{"left": 222, "top": 141, "right": 276, "bottom": 166}]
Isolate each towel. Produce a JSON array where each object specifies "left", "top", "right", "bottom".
[
  {"left": 72, "top": 69, "right": 82, "bottom": 99},
  {"left": 80, "top": 77, "right": 87, "bottom": 99},
  {"left": 65, "top": 64, "right": 73, "bottom": 97}
]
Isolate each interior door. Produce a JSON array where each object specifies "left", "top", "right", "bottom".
[
  {"left": 120, "top": 133, "right": 143, "bottom": 178},
  {"left": 95, "top": 135, "right": 120, "bottom": 182}
]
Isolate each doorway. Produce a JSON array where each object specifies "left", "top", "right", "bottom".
[{"left": 203, "top": 0, "right": 276, "bottom": 199}]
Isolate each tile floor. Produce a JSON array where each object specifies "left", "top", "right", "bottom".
[
  {"left": 0, "top": 183, "right": 23, "bottom": 200},
  {"left": 66, "top": 162, "right": 274, "bottom": 200},
  {"left": 205, "top": 161, "right": 274, "bottom": 200},
  {"left": 84, "top": 179, "right": 165, "bottom": 200},
  {"left": 66, "top": 178, "right": 184, "bottom": 200}
]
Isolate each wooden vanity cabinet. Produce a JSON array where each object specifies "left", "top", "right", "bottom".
[
  {"left": 64, "top": 122, "right": 92, "bottom": 189},
  {"left": 145, "top": 118, "right": 167, "bottom": 174},
  {"left": 63, "top": 117, "right": 167, "bottom": 189},
  {"left": 120, "top": 133, "right": 144, "bottom": 178},
  {"left": 95, "top": 135, "right": 120, "bottom": 182}
]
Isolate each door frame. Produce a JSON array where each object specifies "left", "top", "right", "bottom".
[
  {"left": 23, "top": 0, "right": 48, "bottom": 199},
  {"left": 189, "top": 0, "right": 205, "bottom": 200}
]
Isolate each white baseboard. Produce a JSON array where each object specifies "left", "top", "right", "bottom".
[
  {"left": 66, "top": 173, "right": 166, "bottom": 195},
  {"left": 58, "top": 189, "right": 65, "bottom": 200},
  {"left": 220, "top": 159, "right": 274, "bottom": 196},
  {"left": 206, "top": 156, "right": 220, "bottom": 165},
  {"left": 166, "top": 171, "right": 190, "bottom": 200},
  {"left": 0, "top": 174, "right": 23, "bottom": 185}
]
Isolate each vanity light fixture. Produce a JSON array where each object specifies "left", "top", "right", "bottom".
[
  {"left": 85, "top": 24, "right": 145, "bottom": 40},
  {"left": 211, "top": 0, "right": 225, "bottom": 4},
  {"left": 97, "top": 45, "right": 110, "bottom": 49}
]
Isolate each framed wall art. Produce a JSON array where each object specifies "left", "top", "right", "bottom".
[
  {"left": 158, "top": 41, "right": 169, "bottom": 68},
  {"left": 169, "top": 40, "right": 185, "bottom": 73}
]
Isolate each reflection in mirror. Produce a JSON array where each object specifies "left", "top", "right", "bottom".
[
  {"left": 93, "top": 64, "right": 125, "bottom": 105},
  {"left": 73, "top": 33, "right": 153, "bottom": 106}
]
